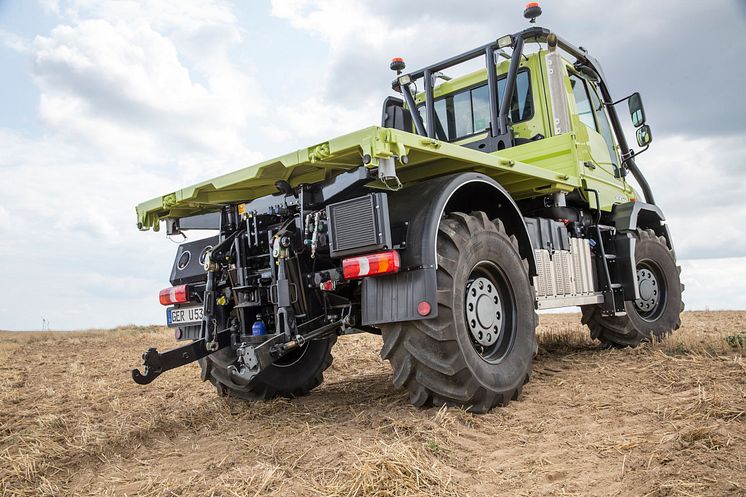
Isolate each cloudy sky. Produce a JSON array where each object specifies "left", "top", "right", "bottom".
[{"left": 1, "top": 0, "right": 744, "bottom": 330}]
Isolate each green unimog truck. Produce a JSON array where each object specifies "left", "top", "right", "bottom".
[{"left": 132, "top": 4, "right": 683, "bottom": 412}]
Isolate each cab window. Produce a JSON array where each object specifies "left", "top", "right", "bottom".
[
  {"left": 570, "top": 74, "right": 618, "bottom": 166},
  {"left": 418, "top": 70, "right": 533, "bottom": 141},
  {"left": 570, "top": 74, "right": 596, "bottom": 130},
  {"left": 587, "top": 84, "right": 618, "bottom": 166}
]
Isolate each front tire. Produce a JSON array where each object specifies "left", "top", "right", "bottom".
[
  {"left": 380, "top": 212, "right": 537, "bottom": 413},
  {"left": 582, "top": 229, "right": 684, "bottom": 347}
]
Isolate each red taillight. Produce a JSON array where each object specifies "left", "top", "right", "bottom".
[
  {"left": 159, "top": 285, "right": 189, "bottom": 306},
  {"left": 343, "top": 250, "right": 401, "bottom": 279}
]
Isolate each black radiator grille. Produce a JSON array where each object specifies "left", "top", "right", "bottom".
[{"left": 327, "top": 193, "right": 391, "bottom": 257}]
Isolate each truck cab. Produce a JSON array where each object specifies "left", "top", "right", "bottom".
[{"left": 391, "top": 47, "right": 637, "bottom": 212}]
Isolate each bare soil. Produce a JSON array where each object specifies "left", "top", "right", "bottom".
[{"left": 1, "top": 311, "right": 745, "bottom": 496}]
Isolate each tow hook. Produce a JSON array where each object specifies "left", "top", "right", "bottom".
[{"left": 131, "top": 330, "right": 231, "bottom": 385}]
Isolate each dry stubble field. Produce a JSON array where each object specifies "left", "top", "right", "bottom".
[{"left": 1, "top": 311, "right": 745, "bottom": 497}]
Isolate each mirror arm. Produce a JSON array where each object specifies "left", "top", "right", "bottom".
[
  {"left": 628, "top": 144, "right": 650, "bottom": 160},
  {"left": 606, "top": 94, "right": 633, "bottom": 107}
]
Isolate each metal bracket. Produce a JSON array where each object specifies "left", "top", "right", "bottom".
[{"left": 378, "top": 156, "right": 402, "bottom": 191}]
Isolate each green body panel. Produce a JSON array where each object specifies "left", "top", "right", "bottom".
[{"left": 136, "top": 51, "right": 636, "bottom": 231}]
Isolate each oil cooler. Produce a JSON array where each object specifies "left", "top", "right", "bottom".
[{"left": 327, "top": 193, "right": 392, "bottom": 258}]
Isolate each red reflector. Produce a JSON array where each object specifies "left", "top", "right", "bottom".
[
  {"left": 159, "top": 285, "right": 189, "bottom": 306},
  {"left": 417, "top": 301, "right": 431, "bottom": 316},
  {"left": 342, "top": 250, "right": 401, "bottom": 279}
]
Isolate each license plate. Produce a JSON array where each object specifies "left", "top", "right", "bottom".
[{"left": 167, "top": 305, "right": 203, "bottom": 327}]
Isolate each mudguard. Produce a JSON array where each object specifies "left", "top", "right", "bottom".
[
  {"left": 611, "top": 201, "right": 675, "bottom": 301},
  {"left": 612, "top": 201, "right": 674, "bottom": 251},
  {"left": 361, "top": 172, "right": 536, "bottom": 326}
]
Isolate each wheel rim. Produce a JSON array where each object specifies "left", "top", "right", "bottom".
[
  {"left": 634, "top": 260, "right": 666, "bottom": 321},
  {"left": 464, "top": 261, "right": 516, "bottom": 363}
]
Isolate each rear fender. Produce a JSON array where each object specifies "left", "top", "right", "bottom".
[{"left": 361, "top": 172, "right": 536, "bottom": 326}]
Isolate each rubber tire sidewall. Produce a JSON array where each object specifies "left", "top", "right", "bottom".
[
  {"left": 199, "top": 337, "right": 335, "bottom": 400},
  {"left": 449, "top": 223, "right": 536, "bottom": 396},
  {"left": 582, "top": 230, "right": 683, "bottom": 347},
  {"left": 624, "top": 233, "right": 682, "bottom": 339}
]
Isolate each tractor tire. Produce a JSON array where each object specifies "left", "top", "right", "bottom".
[
  {"left": 581, "top": 229, "right": 684, "bottom": 347},
  {"left": 380, "top": 211, "right": 537, "bottom": 413},
  {"left": 198, "top": 337, "right": 336, "bottom": 400}
]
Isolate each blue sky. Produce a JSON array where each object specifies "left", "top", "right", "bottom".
[{"left": 1, "top": 0, "right": 745, "bottom": 330}]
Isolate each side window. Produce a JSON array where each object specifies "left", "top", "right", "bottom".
[
  {"left": 569, "top": 74, "right": 596, "bottom": 130},
  {"left": 417, "top": 70, "right": 533, "bottom": 141},
  {"left": 471, "top": 85, "right": 490, "bottom": 133},
  {"left": 452, "top": 90, "right": 472, "bottom": 137},
  {"left": 434, "top": 99, "right": 448, "bottom": 140},
  {"left": 587, "top": 84, "right": 618, "bottom": 165},
  {"left": 498, "top": 71, "right": 533, "bottom": 122},
  {"left": 418, "top": 99, "right": 449, "bottom": 140}
]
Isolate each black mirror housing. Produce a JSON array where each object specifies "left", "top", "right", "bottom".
[
  {"left": 636, "top": 124, "right": 652, "bottom": 147},
  {"left": 628, "top": 92, "right": 646, "bottom": 127}
]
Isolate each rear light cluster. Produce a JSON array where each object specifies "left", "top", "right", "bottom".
[
  {"left": 342, "top": 250, "right": 400, "bottom": 279},
  {"left": 159, "top": 284, "right": 190, "bottom": 306},
  {"left": 161, "top": 250, "right": 400, "bottom": 305}
]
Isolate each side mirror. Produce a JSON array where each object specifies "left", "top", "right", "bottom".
[
  {"left": 628, "top": 92, "right": 646, "bottom": 127},
  {"left": 636, "top": 124, "right": 652, "bottom": 147}
]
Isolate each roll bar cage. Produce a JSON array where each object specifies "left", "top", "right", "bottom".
[{"left": 392, "top": 26, "right": 655, "bottom": 205}]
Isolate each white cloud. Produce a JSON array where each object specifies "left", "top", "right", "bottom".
[
  {"left": 0, "top": 205, "right": 10, "bottom": 235},
  {"left": 680, "top": 257, "right": 746, "bottom": 310},
  {"left": 0, "top": 0, "right": 744, "bottom": 331},
  {"left": 271, "top": 0, "right": 745, "bottom": 138},
  {"left": 640, "top": 135, "right": 746, "bottom": 260},
  {"left": 31, "top": 14, "right": 263, "bottom": 167},
  {"left": 0, "top": 29, "right": 29, "bottom": 52},
  {"left": 0, "top": 0, "right": 267, "bottom": 329}
]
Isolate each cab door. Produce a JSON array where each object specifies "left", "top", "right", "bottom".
[{"left": 568, "top": 73, "right": 630, "bottom": 206}]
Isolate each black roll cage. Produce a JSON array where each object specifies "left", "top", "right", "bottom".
[{"left": 393, "top": 26, "right": 655, "bottom": 205}]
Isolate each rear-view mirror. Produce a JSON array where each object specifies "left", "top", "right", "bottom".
[
  {"left": 636, "top": 124, "right": 652, "bottom": 148},
  {"left": 628, "top": 92, "right": 646, "bottom": 127}
]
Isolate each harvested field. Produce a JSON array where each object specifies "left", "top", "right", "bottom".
[{"left": 1, "top": 311, "right": 744, "bottom": 496}]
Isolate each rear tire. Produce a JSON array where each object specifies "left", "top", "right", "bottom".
[
  {"left": 582, "top": 229, "right": 684, "bottom": 347},
  {"left": 380, "top": 212, "right": 537, "bottom": 413},
  {"left": 198, "top": 337, "right": 336, "bottom": 400}
]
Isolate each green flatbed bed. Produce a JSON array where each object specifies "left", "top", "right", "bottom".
[{"left": 136, "top": 126, "right": 580, "bottom": 231}]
